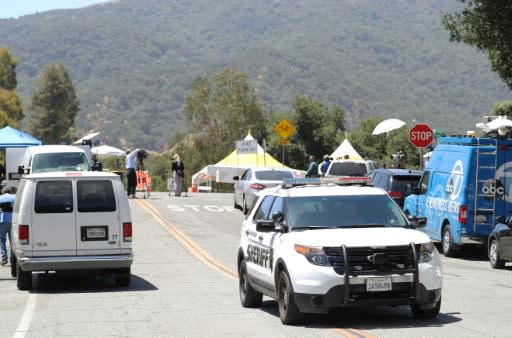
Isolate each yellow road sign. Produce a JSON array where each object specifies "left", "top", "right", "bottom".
[
  {"left": 275, "top": 118, "right": 296, "bottom": 139},
  {"left": 278, "top": 138, "right": 290, "bottom": 145}
]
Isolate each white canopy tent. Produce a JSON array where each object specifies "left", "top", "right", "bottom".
[
  {"left": 330, "top": 139, "right": 363, "bottom": 160},
  {"left": 91, "top": 145, "right": 126, "bottom": 157}
]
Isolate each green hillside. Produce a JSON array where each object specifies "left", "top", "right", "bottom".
[{"left": 0, "top": 0, "right": 509, "bottom": 150}]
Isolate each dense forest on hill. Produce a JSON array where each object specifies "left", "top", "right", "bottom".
[{"left": 0, "top": 0, "right": 510, "bottom": 151}]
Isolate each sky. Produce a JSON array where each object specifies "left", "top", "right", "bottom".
[{"left": 0, "top": 0, "right": 105, "bottom": 19}]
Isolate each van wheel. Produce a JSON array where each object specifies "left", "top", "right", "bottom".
[
  {"left": 115, "top": 268, "right": 131, "bottom": 287},
  {"left": 489, "top": 239, "right": 506, "bottom": 269},
  {"left": 10, "top": 250, "right": 16, "bottom": 277},
  {"left": 239, "top": 261, "right": 262, "bottom": 307},
  {"left": 16, "top": 262, "right": 32, "bottom": 290},
  {"left": 442, "top": 224, "right": 457, "bottom": 257},
  {"left": 277, "top": 270, "right": 302, "bottom": 325}
]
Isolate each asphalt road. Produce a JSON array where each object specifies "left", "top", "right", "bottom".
[{"left": 1, "top": 192, "right": 512, "bottom": 337}]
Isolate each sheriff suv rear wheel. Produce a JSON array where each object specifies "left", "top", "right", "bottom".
[{"left": 239, "top": 261, "right": 262, "bottom": 307}]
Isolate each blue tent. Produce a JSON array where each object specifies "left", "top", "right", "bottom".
[{"left": 0, "top": 126, "right": 42, "bottom": 149}]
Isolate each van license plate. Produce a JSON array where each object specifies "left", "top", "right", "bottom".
[
  {"left": 366, "top": 277, "right": 392, "bottom": 292},
  {"left": 87, "top": 228, "right": 106, "bottom": 238}
]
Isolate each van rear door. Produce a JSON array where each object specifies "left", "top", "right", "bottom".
[
  {"left": 31, "top": 180, "right": 76, "bottom": 256},
  {"left": 76, "top": 179, "right": 121, "bottom": 255}
]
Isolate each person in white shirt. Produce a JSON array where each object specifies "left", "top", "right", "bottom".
[{"left": 125, "top": 149, "right": 140, "bottom": 198}]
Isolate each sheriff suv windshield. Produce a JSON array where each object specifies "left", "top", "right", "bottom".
[{"left": 288, "top": 194, "right": 409, "bottom": 229}]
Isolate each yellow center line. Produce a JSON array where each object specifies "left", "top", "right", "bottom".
[
  {"left": 136, "top": 198, "right": 376, "bottom": 338},
  {"left": 136, "top": 199, "right": 236, "bottom": 280}
]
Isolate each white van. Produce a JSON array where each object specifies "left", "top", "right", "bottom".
[
  {"left": 18, "top": 145, "right": 91, "bottom": 175},
  {"left": 324, "top": 159, "right": 376, "bottom": 178},
  {"left": 10, "top": 171, "right": 133, "bottom": 290}
]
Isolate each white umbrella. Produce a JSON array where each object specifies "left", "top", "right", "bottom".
[
  {"left": 486, "top": 116, "right": 512, "bottom": 130},
  {"left": 91, "top": 145, "right": 126, "bottom": 157},
  {"left": 372, "top": 118, "right": 406, "bottom": 135}
]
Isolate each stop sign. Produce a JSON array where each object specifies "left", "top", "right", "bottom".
[{"left": 409, "top": 123, "right": 434, "bottom": 148}]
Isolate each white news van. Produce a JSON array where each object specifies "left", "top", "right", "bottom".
[{"left": 6, "top": 145, "right": 92, "bottom": 187}]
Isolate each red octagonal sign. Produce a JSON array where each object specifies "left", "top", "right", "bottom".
[{"left": 409, "top": 123, "right": 433, "bottom": 148}]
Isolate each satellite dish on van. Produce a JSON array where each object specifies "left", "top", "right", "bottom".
[{"left": 73, "top": 131, "right": 100, "bottom": 145}]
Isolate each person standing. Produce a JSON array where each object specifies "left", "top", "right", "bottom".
[
  {"left": 320, "top": 155, "right": 331, "bottom": 177},
  {"left": 91, "top": 154, "right": 103, "bottom": 171},
  {"left": 0, "top": 186, "right": 16, "bottom": 266},
  {"left": 305, "top": 155, "right": 319, "bottom": 178},
  {"left": 126, "top": 148, "right": 140, "bottom": 198},
  {"left": 172, "top": 154, "right": 185, "bottom": 196}
]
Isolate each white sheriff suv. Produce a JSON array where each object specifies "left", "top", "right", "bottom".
[{"left": 237, "top": 178, "right": 442, "bottom": 325}]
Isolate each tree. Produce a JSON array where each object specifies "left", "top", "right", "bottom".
[
  {"left": 290, "top": 96, "right": 346, "bottom": 168},
  {"left": 442, "top": 1, "right": 512, "bottom": 89},
  {"left": 349, "top": 116, "right": 419, "bottom": 169},
  {"left": 28, "top": 63, "right": 79, "bottom": 144},
  {"left": 490, "top": 100, "right": 512, "bottom": 118},
  {"left": 182, "top": 67, "right": 266, "bottom": 176},
  {"left": 0, "top": 48, "right": 17, "bottom": 91},
  {"left": 0, "top": 48, "right": 23, "bottom": 128}
]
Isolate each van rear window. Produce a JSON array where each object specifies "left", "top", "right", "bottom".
[
  {"left": 35, "top": 181, "right": 73, "bottom": 213},
  {"left": 77, "top": 180, "right": 116, "bottom": 212},
  {"left": 329, "top": 162, "right": 368, "bottom": 177}
]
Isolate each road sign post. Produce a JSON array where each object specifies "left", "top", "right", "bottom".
[
  {"left": 409, "top": 123, "right": 434, "bottom": 170},
  {"left": 409, "top": 123, "right": 434, "bottom": 148},
  {"left": 275, "top": 119, "right": 296, "bottom": 165}
]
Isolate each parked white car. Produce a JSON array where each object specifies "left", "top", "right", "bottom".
[{"left": 233, "top": 167, "right": 296, "bottom": 214}]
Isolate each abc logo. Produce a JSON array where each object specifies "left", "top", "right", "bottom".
[{"left": 481, "top": 180, "right": 505, "bottom": 196}]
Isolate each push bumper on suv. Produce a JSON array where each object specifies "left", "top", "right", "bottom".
[
  {"left": 18, "top": 254, "right": 133, "bottom": 271},
  {"left": 289, "top": 243, "right": 442, "bottom": 314},
  {"left": 293, "top": 282, "right": 441, "bottom": 314}
]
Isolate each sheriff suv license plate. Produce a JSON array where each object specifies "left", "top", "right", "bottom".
[{"left": 366, "top": 277, "right": 392, "bottom": 292}]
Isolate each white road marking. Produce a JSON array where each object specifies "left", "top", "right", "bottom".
[
  {"left": 14, "top": 292, "right": 36, "bottom": 338},
  {"left": 167, "top": 204, "right": 236, "bottom": 212}
]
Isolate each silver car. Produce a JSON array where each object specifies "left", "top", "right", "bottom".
[{"left": 233, "top": 167, "right": 295, "bottom": 214}]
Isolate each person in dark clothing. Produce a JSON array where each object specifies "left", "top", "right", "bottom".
[
  {"left": 171, "top": 154, "right": 185, "bottom": 196},
  {"left": 320, "top": 155, "right": 331, "bottom": 177},
  {"left": 305, "top": 155, "right": 319, "bottom": 178},
  {"left": 91, "top": 154, "right": 103, "bottom": 171},
  {"left": 0, "top": 186, "right": 16, "bottom": 265}
]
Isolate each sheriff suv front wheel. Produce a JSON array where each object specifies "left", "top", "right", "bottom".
[
  {"left": 239, "top": 260, "right": 262, "bottom": 307},
  {"left": 277, "top": 270, "right": 302, "bottom": 325}
]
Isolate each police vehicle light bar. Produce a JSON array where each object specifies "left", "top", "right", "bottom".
[
  {"left": 322, "top": 176, "right": 371, "bottom": 185},
  {"left": 282, "top": 176, "right": 370, "bottom": 188},
  {"left": 282, "top": 178, "right": 321, "bottom": 188}
]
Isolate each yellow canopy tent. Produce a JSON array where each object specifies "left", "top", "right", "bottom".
[{"left": 204, "top": 131, "right": 290, "bottom": 183}]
